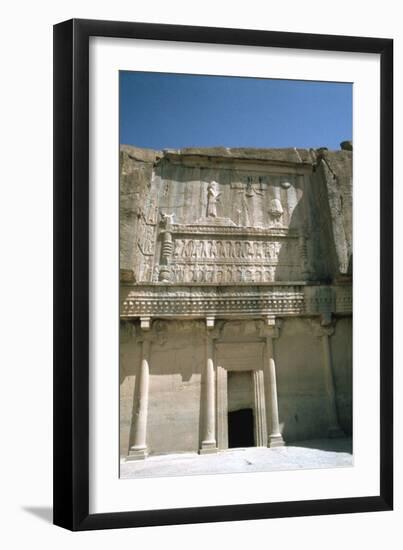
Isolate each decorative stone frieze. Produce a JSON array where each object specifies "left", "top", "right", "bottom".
[
  {"left": 121, "top": 284, "right": 306, "bottom": 318},
  {"left": 121, "top": 284, "right": 351, "bottom": 319}
]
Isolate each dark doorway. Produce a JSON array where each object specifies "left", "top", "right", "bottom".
[{"left": 228, "top": 408, "right": 254, "bottom": 448}]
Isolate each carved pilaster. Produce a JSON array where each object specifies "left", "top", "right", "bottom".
[
  {"left": 216, "top": 364, "right": 228, "bottom": 450},
  {"left": 311, "top": 317, "right": 345, "bottom": 438}
]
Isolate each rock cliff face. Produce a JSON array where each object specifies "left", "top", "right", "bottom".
[
  {"left": 119, "top": 145, "right": 352, "bottom": 457},
  {"left": 314, "top": 148, "right": 353, "bottom": 278}
]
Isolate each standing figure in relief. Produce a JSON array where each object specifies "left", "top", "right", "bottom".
[
  {"left": 217, "top": 240, "right": 225, "bottom": 259},
  {"left": 195, "top": 240, "right": 203, "bottom": 259},
  {"left": 175, "top": 264, "right": 184, "bottom": 282},
  {"left": 227, "top": 241, "right": 236, "bottom": 259},
  {"left": 143, "top": 225, "right": 155, "bottom": 255},
  {"left": 206, "top": 181, "right": 221, "bottom": 218},
  {"left": 254, "top": 241, "right": 263, "bottom": 259},
  {"left": 245, "top": 241, "right": 254, "bottom": 258},
  {"left": 152, "top": 265, "right": 160, "bottom": 282},
  {"left": 184, "top": 239, "right": 194, "bottom": 258},
  {"left": 201, "top": 240, "right": 209, "bottom": 258},
  {"left": 173, "top": 239, "right": 184, "bottom": 258},
  {"left": 210, "top": 240, "right": 217, "bottom": 259}
]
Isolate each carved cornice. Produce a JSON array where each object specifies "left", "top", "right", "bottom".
[
  {"left": 120, "top": 283, "right": 352, "bottom": 319},
  {"left": 121, "top": 285, "right": 305, "bottom": 318},
  {"left": 170, "top": 224, "right": 299, "bottom": 238},
  {"left": 160, "top": 152, "right": 313, "bottom": 174}
]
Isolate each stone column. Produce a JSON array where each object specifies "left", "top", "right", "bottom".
[
  {"left": 265, "top": 326, "right": 285, "bottom": 448},
  {"left": 253, "top": 369, "right": 268, "bottom": 447},
  {"left": 316, "top": 321, "right": 345, "bottom": 438},
  {"left": 128, "top": 337, "right": 151, "bottom": 460},
  {"left": 200, "top": 318, "right": 218, "bottom": 454}
]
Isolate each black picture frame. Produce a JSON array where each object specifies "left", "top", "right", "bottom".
[{"left": 53, "top": 18, "right": 393, "bottom": 531}]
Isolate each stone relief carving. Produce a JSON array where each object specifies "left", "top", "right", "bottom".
[
  {"left": 136, "top": 195, "right": 159, "bottom": 258},
  {"left": 152, "top": 265, "right": 160, "bottom": 283},
  {"left": 157, "top": 212, "right": 176, "bottom": 282},
  {"left": 162, "top": 231, "right": 302, "bottom": 283},
  {"left": 159, "top": 211, "right": 175, "bottom": 227},
  {"left": 245, "top": 176, "right": 265, "bottom": 197},
  {"left": 171, "top": 238, "right": 285, "bottom": 262},
  {"left": 268, "top": 198, "right": 284, "bottom": 225},
  {"left": 138, "top": 257, "right": 153, "bottom": 282},
  {"left": 169, "top": 263, "right": 280, "bottom": 284},
  {"left": 206, "top": 181, "right": 221, "bottom": 218},
  {"left": 120, "top": 284, "right": 307, "bottom": 318},
  {"left": 231, "top": 175, "right": 267, "bottom": 195},
  {"left": 128, "top": 163, "right": 313, "bottom": 285},
  {"left": 171, "top": 225, "right": 295, "bottom": 236},
  {"left": 137, "top": 217, "right": 156, "bottom": 256},
  {"left": 145, "top": 196, "right": 159, "bottom": 225}
]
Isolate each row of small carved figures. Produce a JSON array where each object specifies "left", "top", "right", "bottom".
[
  {"left": 171, "top": 238, "right": 294, "bottom": 261},
  {"left": 147, "top": 263, "right": 302, "bottom": 283}
]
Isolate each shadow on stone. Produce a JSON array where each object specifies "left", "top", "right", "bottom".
[{"left": 289, "top": 437, "right": 352, "bottom": 454}]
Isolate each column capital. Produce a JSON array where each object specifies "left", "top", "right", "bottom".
[
  {"left": 206, "top": 316, "right": 215, "bottom": 330},
  {"left": 260, "top": 316, "right": 282, "bottom": 339},
  {"left": 205, "top": 320, "right": 221, "bottom": 340},
  {"left": 140, "top": 316, "right": 151, "bottom": 331},
  {"left": 310, "top": 317, "right": 335, "bottom": 338}
]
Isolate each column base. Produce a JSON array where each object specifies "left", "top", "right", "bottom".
[
  {"left": 126, "top": 447, "right": 148, "bottom": 461},
  {"left": 328, "top": 426, "right": 345, "bottom": 439},
  {"left": 268, "top": 434, "right": 285, "bottom": 448},
  {"left": 199, "top": 441, "right": 218, "bottom": 455}
]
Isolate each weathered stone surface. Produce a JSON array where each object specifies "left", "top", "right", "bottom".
[
  {"left": 119, "top": 145, "right": 352, "bottom": 461},
  {"left": 163, "top": 146, "right": 314, "bottom": 165},
  {"left": 313, "top": 148, "right": 353, "bottom": 276}
]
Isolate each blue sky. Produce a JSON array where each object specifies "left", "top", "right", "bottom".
[{"left": 120, "top": 71, "right": 352, "bottom": 150}]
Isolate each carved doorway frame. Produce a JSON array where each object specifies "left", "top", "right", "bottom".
[{"left": 215, "top": 341, "right": 267, "bottom": 450}]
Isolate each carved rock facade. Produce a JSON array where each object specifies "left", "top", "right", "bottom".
[{"left": 120, "top": 145, "right": 352, "bottom": 459}]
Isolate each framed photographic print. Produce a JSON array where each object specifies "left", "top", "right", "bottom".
[{"left": 53, "top": 19, "right": 393, "bottom": 530}]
